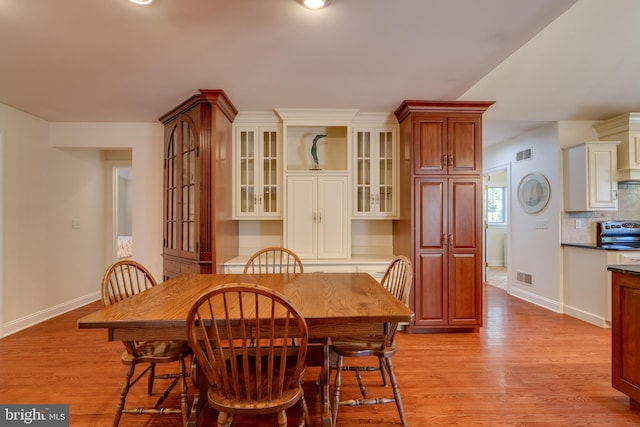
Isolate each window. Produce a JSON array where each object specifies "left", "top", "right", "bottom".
[{"left": 486, "top": 187, "right": 506, "bottom": 224}]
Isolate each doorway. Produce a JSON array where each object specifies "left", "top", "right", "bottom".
[
  {"left": 105, "top": 156, "right": 133, "bottom": 265},
  {"left": 484, "top": 166, "right": 509, "bottom": 289}
]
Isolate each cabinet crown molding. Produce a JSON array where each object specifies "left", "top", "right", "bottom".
[
  {"left": 275, "top": 108, "right": 359, "bottom": 125},
  {"left": 394, "top": 100, "right": 494, "bottom": 122}
]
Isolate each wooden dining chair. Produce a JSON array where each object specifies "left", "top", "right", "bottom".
[
  {"left": 101, "top": 259, "right": 191, "bottom": 427},
  {"left": 243, "top": 246, "right": 304, "bottom": 274},
  {"left": 331, "top": 255, "right": 413, "bottom": 427},
  {"left": 186, "top": 283, "right": 310, "bottom": 427}
]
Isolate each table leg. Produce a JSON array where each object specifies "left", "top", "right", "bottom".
[{"left": 319, "top": 342, "right": 333, "bottom": 427}]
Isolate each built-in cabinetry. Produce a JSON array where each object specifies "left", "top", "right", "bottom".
[
  {"left": 352, "top": 126, "right": 398, "bottom": 218},
  {"left": 233, "top": 117, "right": 282, "bottom": 218},
  {"left": 610, "top": 267, "right": 640, "bottom": 410},
  {"left": 286, "top": 175, "right": 349, "bottom": 259},
  {"left": 393, "top": 100, "right": 493, "bottom": 331},
  {"left": 563, "top": 141, "right": 619, "bottom": 212},
  {"left": 594, "top": 113, "right": 640, "bottom": 182},
  {"left": 159, "top": 89, "right": 238, "bottom": 279}
]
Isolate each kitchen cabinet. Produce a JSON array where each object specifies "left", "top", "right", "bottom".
[
  {"left": 352, "top": 127, "right": 398, "bottom": 218},
  {"left": 594, "top": 112, "right": 640, "bottom": 182},
  {"left": 412, "top": 113, "right": 483, "bottom": 175},
  {"left": 563, "top": 141, "right": 619, "bottom": 212},
  {"left": 413, "top": 177, "right": 483, "bottom": 327},
  {"left": 233, "top": 126, "right": 281, "bottom": 218},
  {"left": 610, "top": 268, "right": 640, "bottom": 410},
  {"left": 285, "top": 174, "right": 349, "bottom": 259},
  {"left": 393, "top": 100, "right": 493, "bottom": 332},
  {"left": 159, "top": 89, "right": 238, "bottom": 279}
]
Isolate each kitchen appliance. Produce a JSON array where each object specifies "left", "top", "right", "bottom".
[
  {"left": 596, "top": 220, "right": 640, "bottom": 250},
  {"left": 597, "top": 220, "right": 640, "bottom": 265}
]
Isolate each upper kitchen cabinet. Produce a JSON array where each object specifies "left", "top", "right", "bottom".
[
  {"left": 275, "top": 108, "right": 358, "bottom": 172},
  {"left": 594, "top": 113, "right": 640, "bottom": 182},
  {"left": 159, "top": 89, "right": 238, "bottom": 279},
  {"left": 563, "top": 141, "right": 620, "bottom": 212},
  {"left": 352, "top": 113, "right": 399, "bottom": 218},
  {"left": 233, "top": 112, "right": 282, "bottom": 219},
  {"left": 394, "top": 102, "right": 485, "bottom": 175}
]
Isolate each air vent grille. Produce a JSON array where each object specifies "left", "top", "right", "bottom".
[
  {"left": 516, "top": 271, "right": 533, "bottom": 285},
  {"left": 516, "top": 148, "right": 532, "bottom": 162}
]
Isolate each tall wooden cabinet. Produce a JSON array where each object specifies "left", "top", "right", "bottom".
[
  {"left": 159, "top": 89, "right": 239, "bottom": 279},
  {"left": 393, "top": 100, "right": 493, "bottom": 331}
]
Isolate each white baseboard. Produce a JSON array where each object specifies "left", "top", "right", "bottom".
[
  {"left": 563, "top": 305, "right": 611, "bottom": 328},
  {"left": 508, "top": 286, "right": 562, "bottom": 314},
  {"left": 1, "top": 291, "right": 101, "bottom": 338}
]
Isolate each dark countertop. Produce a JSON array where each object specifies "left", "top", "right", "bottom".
[{"left": 607, "top": 265, "right": 640, "bottom": 276}]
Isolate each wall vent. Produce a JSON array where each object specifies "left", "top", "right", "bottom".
[
  {"left": 516, "top": 148, "right": 532, "bottom": 162},
  {"left": 516, "top": 271, "right": 533, "bottom": 285}
]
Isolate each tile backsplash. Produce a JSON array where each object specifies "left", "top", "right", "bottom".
[{"left": 562, "top": 183, "right": 640, "bottom": 243}]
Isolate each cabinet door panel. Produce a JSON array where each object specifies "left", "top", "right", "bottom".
[
  {"left": 448, "top": 116, "right": 481, "bottom": 174},
  {"left": 318, "top": 176, "right": 348, "bottom": 258},
  {"left": 286, "top": 177, "right": 317, "bottom": 259},
  {"left": 414, "top": 117, "right": 446, "bottom": 174},
  {"left": 414, "top": 252, "right": 446, "bottom": 325},
  {"left": 449, "top": 251, "right": 481, "bottom": 325},
  {"left": 449, "top": 178, "right": 481, "bottom": 249},
  {"left": 416, "top": 179, "right": 445, "bottom": 249}
]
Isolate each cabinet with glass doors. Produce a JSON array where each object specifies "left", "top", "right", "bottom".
[
  {"left": 234, "top": 127, "right": 281, "bottom": 218},
  {"left": 352, "top": 127, "right": 398, "bottom": 218}
]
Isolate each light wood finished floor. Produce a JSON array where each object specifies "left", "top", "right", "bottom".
[{"left": 1, "top": 285, "right": 640, "bottom": 426}]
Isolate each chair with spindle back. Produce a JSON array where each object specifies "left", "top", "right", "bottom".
[
  {"left": 186, "top": 282, "right": 310, "bottom": 427},
  {"left": 243, "top": 247, "right": 304, "bottom": 274},
  {"left": 331, "top": 255, "right": 413, "bottom": 427},
  {"left": 101, "top": 259, "right": 191, "bottom": 427}
]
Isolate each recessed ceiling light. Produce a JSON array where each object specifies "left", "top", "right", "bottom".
[
  {"left": 129, "top": 0, "right": 152, "bottom": 5},
  {"left": 301, "top": 0, "right": 329, "bottom": 9}
]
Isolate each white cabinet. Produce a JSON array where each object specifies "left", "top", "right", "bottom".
[
  {"left": 352, "top": 127, "right": 398, "bottom": 218},
  {"left": 563, "top": 141, "right": 619, "bottom": 212},
  {"left": 233, "top": 126, "right": 281, "bottom": 218},
  {"left": 593, "top": 112, "right": 640, "bottom": 182},
  {"left": 285, "top": 175, "right": 349, "bottom": 259}
]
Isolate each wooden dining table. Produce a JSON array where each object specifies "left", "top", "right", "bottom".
[{"left": 77, "top": 271, "right": 414, "bottom": 427}]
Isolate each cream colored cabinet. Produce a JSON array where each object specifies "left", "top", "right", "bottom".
[
  {"left": 285, "top": 174, "right": 349, "bottom": 259},
  {"left": 233, "top": 126, "right": 281, "bottom": 218},
  {"left": 352, "top": 128, "right": 398, "bottom": 218},
  {"left": 563, "top": 141, "right": 619, "bottom": 212}
]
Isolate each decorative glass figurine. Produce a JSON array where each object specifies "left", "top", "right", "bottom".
[{"left": 311, "top": 134, "right": 326, "bottom": 170}]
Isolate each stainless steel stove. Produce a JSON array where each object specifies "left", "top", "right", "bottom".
[{"left": 597, "top": 220, "right": 640, "bottom": 250}]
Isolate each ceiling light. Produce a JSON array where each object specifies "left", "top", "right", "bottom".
[
  {"left": 301, "top": 0, "right": 329, "bottom": 9},
  {"left": 129, "top": 0, "right": 152, "bottom": 4}
]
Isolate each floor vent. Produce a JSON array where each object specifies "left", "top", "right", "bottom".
[
  {"left": 516, "top": 271, "right": 533, "bottom": 285},
  {"left": 516, "top": 148, "right": 532, "bottom": 162}
]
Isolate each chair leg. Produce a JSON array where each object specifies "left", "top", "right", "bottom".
[
  {"left": 217, "top": 411, "right": 232, "bottom": 427},
  {"left": 331, "top": 355, "right": 344, "bottom": 427},
  {"left": 277, "top": 409, "right": 288, "bottom": 427},
  {"left": 379, "top": 357, "right": 388, "bottom": 387},
  {"left": 298, "top": 391, "right": 310, "bottom": 427},
  {"left": 383, "top": 356, "right": 407, "bottom": 427},
  {"left": 179, "top": 357, "right": 190, "bottom": 425},
  {"left": 147, "top": 363, "right": 156, "bottom": 395},
  {"left": 113, "top": 363, "right": 135, "bottom": 427}
]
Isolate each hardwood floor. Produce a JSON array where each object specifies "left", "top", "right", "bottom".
[{"left": 1, "top": 285, "right": 640, "bottom": 426}]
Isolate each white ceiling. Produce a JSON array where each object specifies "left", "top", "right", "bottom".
[{"left": 1, "top": 0, "right": 639, "bottom": 145}]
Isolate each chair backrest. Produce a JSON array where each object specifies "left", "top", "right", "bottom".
[
  {"left": 186, "top": 283, "right": 308, "bottom": 405},
  {"left": 101, "top": 260, "right": 157, "bottom": 307},
  {"left": 243, "top": 247, "right": 304, "bottom": 274},
  {"left": 381, "top": 255, "right": 413, "bottom": 306}
]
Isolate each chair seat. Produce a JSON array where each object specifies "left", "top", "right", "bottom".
[
  {"left": 208, "top": 385, "right": 303, "bottom": 415},
  {"left": 121, "top": 340, "right": 191, "bottom": 364},
  {"left": 332, "top": 336, "right": 397, "bottom": 358}
]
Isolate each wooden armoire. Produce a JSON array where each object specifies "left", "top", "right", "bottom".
[
  {"left": 393, "top": 100, "right": 494, "bottom": 332},
  {"left": 159, "top": 89, "right": 239, "bottom": 279}
]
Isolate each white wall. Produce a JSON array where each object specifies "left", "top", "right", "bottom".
[
  {"left": 484, "top": 123, "right": 562, "bottom": 312},
  {"left": 0, "top": 104, "right": 163, "bottom": 337}
]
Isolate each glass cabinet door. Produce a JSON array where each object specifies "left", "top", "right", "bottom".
[
  {"left": 238, "top": 130, "right": 256, "bottom": 214},
  {"left": 262, "top": 130, "right": 279, "bottom": 214},
  {"left": 355, "top": 130, "right": 372, "bottom": 213},
  {"left": 378, "top": 130, "right": 394, "bottom": 214},
  {"left": 164, "top": 116, "right": 199, "bottom": 258}
]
